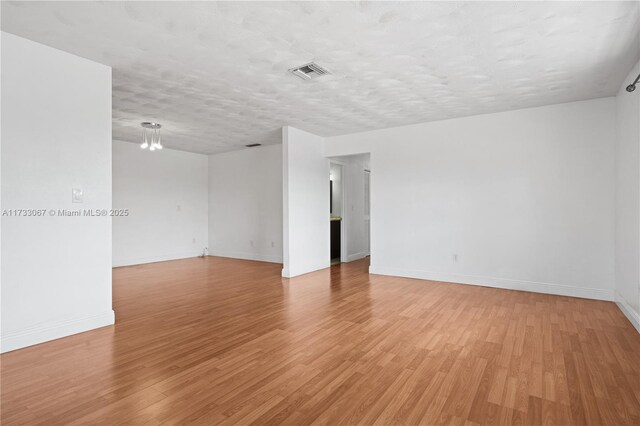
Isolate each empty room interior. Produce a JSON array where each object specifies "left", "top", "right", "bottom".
[{"left": 2, "top": 1, "right": 640, "bottom": 425}]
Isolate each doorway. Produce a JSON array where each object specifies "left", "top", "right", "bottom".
[
  {"left": 328, "top": 154, "right": 371, "bottom": 265},
  {"left": 329, "top": 162, "right": 344, "bottom": 264}
]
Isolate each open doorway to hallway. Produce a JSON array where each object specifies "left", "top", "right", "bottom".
[
  {"left": 329, "top": 162, "right": 344, "bottom": 264},
  {"left": 328, "top": 154, "right": 371, "bottom": 266}
]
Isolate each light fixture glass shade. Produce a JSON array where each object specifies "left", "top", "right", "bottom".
[{"left": 141, "top": 122, "right": 162, "bottom": 151}]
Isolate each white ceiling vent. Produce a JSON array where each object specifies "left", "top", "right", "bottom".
[{"left": 288, "top": 62, "right": 331, "bottom": 80}]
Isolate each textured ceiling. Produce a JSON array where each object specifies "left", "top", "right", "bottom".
[{"left": 2, "top": 1, "right": 639, "bottom": 154}]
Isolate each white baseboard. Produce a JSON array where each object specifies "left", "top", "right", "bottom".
[
  {"left": 282, "top": 261, "right": 330, "bottom": 278},
  {"left": 369, "top": 265, "right": 614, "bottom": 302},
  {"left": 616, "top": 292, "right": 640, "bottom": 334},
  {"left": 113, "top": 251, "right": 202, "bottom": 267},
  {"left": 210, "top": 250, "right": 282, "bottom": 264},
  {"left": 1, "top": 310, "right": 115, "bottom": 353},
  {"left": 346, "top": 252, "right": 368, "bottom": 262}
]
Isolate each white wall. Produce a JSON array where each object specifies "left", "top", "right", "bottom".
[
  {"left": 347, "top": 155, "right": 370, "bottom": 261},
  {"left": 330, "top": 162, "right": 343, "bottom": 217},
  {"left": 112, "top": 140, "right": 208, "bottom": 267},
  {"left": 325, "top": 98, "right": 616, "bottom": 301},
  {"left": 1, "top": 33, "right": 114, "bottom": 352},
  {"left": 615, "top": 60, "right": 640, "bottom": 332},
  {"left": 208, "top": 144, "right": 283, "bottom": 263},
  {"left": 282, "top": 126, "right": 330, "bottom": 277}
]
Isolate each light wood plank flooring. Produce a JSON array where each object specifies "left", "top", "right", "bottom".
[{"left": 2, "top": 256, "right": 640, "bottom": 425}]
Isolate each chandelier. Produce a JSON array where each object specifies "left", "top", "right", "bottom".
[{"left": 140, "top": 122, "right": 163, "bottom": 151}]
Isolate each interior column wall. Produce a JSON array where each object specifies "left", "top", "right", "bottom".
[
  {"left": 1, "top": 33, "right": 114, "bottom": 352},
  {"left": 282, "top": 126, "right": 329, "bottom": 277}
]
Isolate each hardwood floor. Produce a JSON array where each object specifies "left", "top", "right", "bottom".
[{"left": 2, "top": 256, "right": 639, "bottom": 425}]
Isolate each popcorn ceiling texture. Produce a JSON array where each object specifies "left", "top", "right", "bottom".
[{"left": 2, "top": 1, "right": 639, "bottom": 154}]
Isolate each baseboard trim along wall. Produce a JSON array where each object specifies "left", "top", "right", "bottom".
[
  {"left": 114, "top": 251, "right": 204, "bottom": 267},
  {"left": 369, "top": 265, "right": 615, "bottom": 302},
  {"left": 346, "top": 252, "right": 368, "bottom": 262},
  {"left": 616, "top": 292, "right": 640, "bottom": 334},
  {"left": 1, "top": 310, "right": 115, "bottom": 353},
  {"left": 282, "top": 260, "right": 331, "bottom": 278},
  {"left": 210, "top": 251, "right": 283, "bottom": 264}
]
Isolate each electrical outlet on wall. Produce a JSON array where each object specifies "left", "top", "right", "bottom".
[
  {"left": 72, "top": 188, "right": 83, "bottom": 203},
  {"left": 271, "top": 241, "right": 275, "bottom": 248},
  {"left": 452, "top": 254, "right": 458, "bottom": 263}
]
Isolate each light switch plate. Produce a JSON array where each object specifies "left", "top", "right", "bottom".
[{"left": 72, "top": 188, "right": 83, "bottom": 203}]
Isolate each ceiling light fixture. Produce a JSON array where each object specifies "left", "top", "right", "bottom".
[
  {"left": 626, "top": 73, "right": 640, "bottom": 92},
  {"left": 140, "top": 122, "right": 162, "bottom": 151}
]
